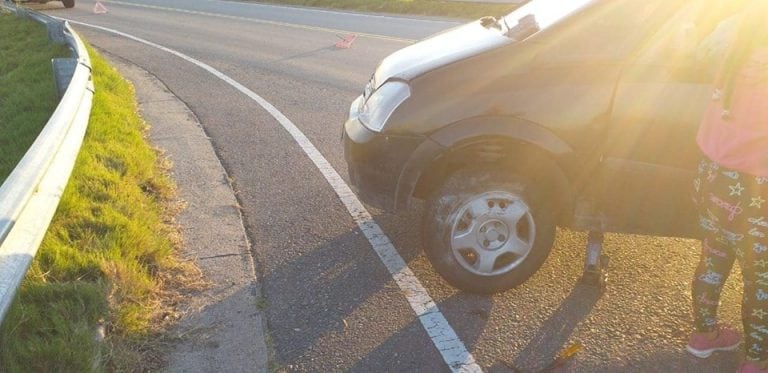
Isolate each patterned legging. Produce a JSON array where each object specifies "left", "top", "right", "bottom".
[{"left": 692, "top": 158, "right": 768, "bottom": 361}]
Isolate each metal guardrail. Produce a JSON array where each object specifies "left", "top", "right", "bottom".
[{"left": 0, "top": 4, "right": 94, "bottom": 324}]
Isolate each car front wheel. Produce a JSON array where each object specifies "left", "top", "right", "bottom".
[{"left": 423, "top": 170, "right": 556, "bottom": 294}]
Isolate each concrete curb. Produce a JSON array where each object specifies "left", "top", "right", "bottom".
[{"left": 106, "top": 55, "right": 269, "bottom": 372}]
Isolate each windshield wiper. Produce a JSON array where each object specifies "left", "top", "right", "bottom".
[
  {"left": 501, "top": 15, "right": 511, "bottom": 31},
  {"left": 506, "top": 14, "right": 540, "bottom": 40}
]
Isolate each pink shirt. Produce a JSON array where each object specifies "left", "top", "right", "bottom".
[{"left": 697, "top": 48, "right": 768, "bottom": 177}]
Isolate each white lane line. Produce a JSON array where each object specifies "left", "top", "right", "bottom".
[
  {"left": 101, "top": 0, "right": 417, "bottom": 44},
  {"left": 67, "top": 20, "right": 482, "bottom": 372}
]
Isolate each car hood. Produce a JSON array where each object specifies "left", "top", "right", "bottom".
[{"left": 373, "top": 21, "right": 512, "bottom": 88}]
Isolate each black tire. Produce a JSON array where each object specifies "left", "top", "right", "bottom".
[
  {"left": 62, "top": 0, "right": 74, "bottom": 8},
  {"left": 423, "top": 169, "right": 556, "bottom": 294}
]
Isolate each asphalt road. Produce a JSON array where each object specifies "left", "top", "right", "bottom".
[{"left": 40, "top": 1, "right": 745, "bottom": 371}]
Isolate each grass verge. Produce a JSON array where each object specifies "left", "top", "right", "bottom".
[
  {"left": 251, "top": 0, "right": 519, "bottom": 20},
  {"left": 0, "top": 29, "right": 202, "bottom": 371},
  {"left": 0, "top": 13, "right": 69, "bottom": 183}
]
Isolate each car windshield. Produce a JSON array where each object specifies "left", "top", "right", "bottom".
[{"left": 502, "top": 0, "right": 595, "bottom": 39}]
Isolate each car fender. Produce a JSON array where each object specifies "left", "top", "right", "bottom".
[
  {"left": 430, "top": 116, "right": 573, "bottom": 154},
  {"left": 394, "top": 116, "right": 574, "bottom": 211}
]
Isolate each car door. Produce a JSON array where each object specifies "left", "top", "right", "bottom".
[
  {"left": 601, "top": 1, "right": 745, "bottom": 237},
  {"left": 504, "top": 0, "right": 682, "bottom": 234},
  {"left": 516, "top": 0, "right": 676, "bottom": 157}
]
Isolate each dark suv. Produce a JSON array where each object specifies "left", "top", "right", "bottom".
[{"left": 343, "top": 0, "right": 745, "bottom": 294}]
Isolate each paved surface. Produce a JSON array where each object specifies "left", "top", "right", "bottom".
[{"left": 33, "top": 0, "right": 749, "bottom": 371}]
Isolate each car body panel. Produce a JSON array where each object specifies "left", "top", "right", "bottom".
[
  {"left": 344, "top": 96, "right": 430, "bottom": 211},
  {"left": 373, "top": 22, "right": 512, "bottom": 87},
  {"left": 429, "top": 115, "right": 572, "bottom": 154},
  {"left": 344, "top": 0, "right": 745, "bottom": 239}
]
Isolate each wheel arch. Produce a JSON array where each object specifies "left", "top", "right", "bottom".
[{"left": 397, "top": 116, "right": 575, "bottom": 220}]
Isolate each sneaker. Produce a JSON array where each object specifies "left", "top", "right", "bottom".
[
  {"left": 739, "top": 362, "right": 768, "bottom": 373},
  {"left": 685, "top": 325, "right": 742, "bottom": 358}
]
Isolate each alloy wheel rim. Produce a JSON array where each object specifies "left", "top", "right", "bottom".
[{"left": 449, "top": 191, "right": 535, "bottom": 276}]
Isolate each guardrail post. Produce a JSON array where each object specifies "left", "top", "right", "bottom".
[
  {"left": 53, "top": 58, "right": 77, "bottom": 98},
  {"left": 46, "top": 20, "right": 66, "bottom": 44}
]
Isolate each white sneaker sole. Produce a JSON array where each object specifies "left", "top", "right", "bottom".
[{"left": 686, "top": 341, "right": 741, "bottom": 358}]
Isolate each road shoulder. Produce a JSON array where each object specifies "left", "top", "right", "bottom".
[{"left": 106, "top": 54, "right": 269, "bottom": 373}]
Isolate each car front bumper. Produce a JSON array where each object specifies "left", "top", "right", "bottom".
[{"left": 342, "top": 95, "right": 425, "bottom": 212}]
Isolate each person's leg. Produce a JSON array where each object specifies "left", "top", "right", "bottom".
[
  {"left": 693, "top": 159, "right": 738, "bottom": 331},
  {"left": 740, "top": 256, "right": 768, "bottom": 366},
  {"left": 692, "top": 236, "right": 736, "bottom": 331},
  {"left": 688, "top": 233, "right": 742, "bottom": 358},
  {"left": 737, "top": 173, "right": 768, "bottom": 365},
  {"left": 688, "top": 159, "right": 742, "bottom": 358}
]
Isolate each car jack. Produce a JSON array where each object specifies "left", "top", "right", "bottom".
[{"left": 580, "top": 231, "right": 608, "bottom": 290}]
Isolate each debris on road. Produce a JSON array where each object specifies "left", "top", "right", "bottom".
[
  {"left": 335, "top": 34, "right": 357, "bottom": 48},
  {"left": 498, "top": 342, "right": 582, "bottom": 373}
]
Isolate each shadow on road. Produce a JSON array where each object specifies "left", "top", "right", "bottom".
[
  {"left": 487, "top": 283, "right": 603, "bottom": 372},
  {"left": 349, "top": 292, "right": 494, "bottom": 372},
  {"left": 253, "top": 202, "right": 499, "bottom": 371},
  {"left": 257, "top": 226, "right": 430, "bottom": 370}
]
